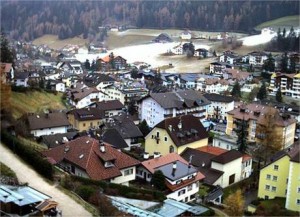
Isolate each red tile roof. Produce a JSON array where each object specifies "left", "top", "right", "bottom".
[
  {"left": 42, "top": 136, "right": 140, "bottom": 181},
  {"left": 141, "top": 153, "right": 189, "bottom": 174},
  {"left": 197, "top": 146, "right": 228, "bottom": 156}
]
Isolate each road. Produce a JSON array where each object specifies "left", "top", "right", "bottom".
[{"left": 0, "top": 143, "right": 92, "bottom": 217}]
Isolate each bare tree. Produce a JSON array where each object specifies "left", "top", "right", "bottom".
[{"left": 255, "top": 108, "right": 283, "bottom": 165}]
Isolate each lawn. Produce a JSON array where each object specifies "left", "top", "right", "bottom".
[
  {"left": 11, "top": 90, "right": 66, "bottom": 119},
  {"left": 0, "top": 163, "right": 17, "bottom": 178},
  {"left": 255, "top": 15, "right": 300, "bottom": 31}
]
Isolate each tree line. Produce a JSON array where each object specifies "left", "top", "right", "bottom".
[{"left": 1, "top": 0, "right": 299, "bottom": 41}]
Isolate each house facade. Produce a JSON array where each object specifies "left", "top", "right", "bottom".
[
  {"left": 269, "top": 73, "right": 300, "bottom": 99},
  {"left": 69, "top": 87, "right": 106, "bottom": 108},
  {"left": 258, "top": 145, "right": 300, "bottom": 212},
  {"left": 139, "top": 90, "right": 210, "bottom": 128},
  {"left": 197, "top": 78, "right": 229, "bottom": 94},
  {"left": 226, "top": 103, "right": 296, "bottom": 148},
  {"left": 144, "top": 115, "right": 208, "bottom": 156},
  {"left": 27, "top": 112, "right": 70, "bottom": 137},
  {"left": 67, "top": 108, "right": 104, "bottom": 132},
  {"left": 203, "top": 93, "right": 234, "bottom": 120}
]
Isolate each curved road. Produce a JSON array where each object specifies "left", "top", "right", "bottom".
[{"left": 0, "top": 143, "right": 92, "bottom": 217}]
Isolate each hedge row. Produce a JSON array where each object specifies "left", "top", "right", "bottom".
[
  {"left": 1, "top": 130, "right": 54, "bottom": 180},
  {"left": 70, "top": 175, "right": 166, "bottom": 202}
]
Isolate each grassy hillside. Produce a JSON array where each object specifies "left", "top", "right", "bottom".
[
  {"left": 11, "top": 90, "right": 67, "bottom": 119},
  {"left": 255, "top": 15, "right": 300, "bottom": 31},
  {"left": 32, "top": 34, "right": 88, "bottom": 50}
]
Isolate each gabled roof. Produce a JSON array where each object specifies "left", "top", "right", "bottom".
[
  {"left": 211, "top": 150, "right": 243, "bottom": 164},
  {"left": 203, "top": 93, "right": 234, "bottom": 103},
  {"left": 41, "top": 132, "right": 79, "bottom": 148},
  {"left": 71, "top": 87, "right": 103, "bottom": 101},
  {"left": 102, "top": 128, "right": 129, "bottom": 149},
  {"left": 105, "top": 112, "right": 143, "bottom": 139},
  {"left": 155, "top": 115, "right": 208, "bottom": 147},
  {"left": 42, "top": 136, "right": 140, "bottom": 181},
  {"left": 227, "top": 103, "right": 297, "bottom": 127},
  {"left": 90, "top": 100, "right": 124, "bottom": 111},
  {"left": 27, "top": 112, "right": 70, "bottom": 130},
  {"left": 148, "top": 90, "right": 210, "bottom": 109},
  {"left": 83, "top": 73, "right": 115, "bottom": 87},
  {"left": 67, "top": 108, "right": 104, "bottom": 121},
  {"left": 225, "top": 69, "right": 251, "bottom": 80},
  {"left": 141, "top": 153, "right": 188, "bottom": 174}
]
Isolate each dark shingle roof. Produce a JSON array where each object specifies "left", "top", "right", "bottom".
[
  {"left": 67, "top": 108, "right": 105, "bottom": 121},
  {"left": 149, "top": 90, "right": 210, "bottom": 109},
  {"left": 41, "top": 132, "right": 78, "bottom": 148},
  {"left": 105, "top": 113, "right": 143, "bottom": 139},
  {"left": 90, "top": 100, "right": 124, "bottom": 111},
  {"left": 203, "top": 93, "right": 234, "bottom": 103},
  {"left": 102, "top": 129, "right": 129, "bottom": 149},
  {"left": 211, "top": 150, "right": 243, "bottom": 164},
  {"left": 28, "top": 112, "right": 70, "bottom": 130},
  {"left": 83, "top": 73, "right": 115, "bottom": 87},
  {"left": 155, "top": 115, "right": 208, "bottom": 147}
]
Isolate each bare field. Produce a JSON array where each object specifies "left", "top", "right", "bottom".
[{"left": 32, "top": 34, "right": 88, "bottom": 50}]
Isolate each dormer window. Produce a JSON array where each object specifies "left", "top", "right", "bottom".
[{"left": 104, "top": 161, "right": 114, "bottom": 168}]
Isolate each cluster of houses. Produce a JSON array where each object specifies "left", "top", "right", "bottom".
[{"left": 1, "top": 32, "right": 300, "bottom": 214}]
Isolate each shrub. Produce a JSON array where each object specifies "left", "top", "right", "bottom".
[
  {"left": 1, "top": 130, "right": 53, "bottom": 180},
  {"left": 75, "top": 185, "right": 96, "bottom": 201}
]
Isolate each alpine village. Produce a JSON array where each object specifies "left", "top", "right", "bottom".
[{"left": 0, "top": 1, "right": 300, "bottom": 217}]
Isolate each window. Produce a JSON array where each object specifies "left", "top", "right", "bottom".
[
  {"left": 156, "top": 132, "right": 160, "bottom": 137},
  {"left": 83, "top": 123, "right": 86, "bottom": 127},
  {"left": 187, "top": 184, "right": 193, "bottom": 191},
  {"left": 178, "top": 189, "right": 186, "bottom": 196},
  {"left": 164, "top": 137, "right": 168, "bottom": 142},
  {"left": 297, "top": 199, "right": 300, "bottom": 205},
  {"left": 266, "top": 174, "right": 271, "bottom": 180},
  {"left": 176, "top": 180, "right": 182, "bottom": 185},
  {"left": 169, "top": 146, "right": 174, "bottom": 153},
  {"left": 273, "top": 176, "right": 278, "bottom": 181},
  {"left": 265, "top": 185, "right": 270, "bottom": 191},
  {"left": 274, "top": 165, "right": 279, "bottom": 171},
  {"left": 271, "top": 186, "right": 277, "bottom": 192},
  {"left": 298, "top": 187, "right": 300, "bottom": 193},
  {"left": 124, "top": 168, "right": 133, "bottom": 176}
]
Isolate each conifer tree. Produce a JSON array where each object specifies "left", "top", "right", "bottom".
[
  {"left": 231, "top": 81, "right": 241, "bottom": 99},
  {"left": 0, "top": 31, "right": 14, "bottom": 64},
  {"left": 276, "top": 88, "right": 283, "bottom": 102},
  {"left": 257, "top": 82, "right": 267, "bottom": 100},
  {"left": 234, "top": 119, "right": 248, "bottom": 153}
]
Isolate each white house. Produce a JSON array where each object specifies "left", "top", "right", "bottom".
[
  {"left": 180, "top": 30, "right": 192, "bottom": 40},
  {"left": 181, "top": 147, "right": 252, "bottom": 188},
  {"left": 203, "top": 93, "right": 234, "bottom": 120},
  {"left": 27, "top": 112, "right": 70, "bottom": 137},
  {"left": 137, "top": 153, "right": 205, "bottom": 202},
  {"left": 69, "top": 86, "right": 107, "bottom": 108},
  {"left": 197, "top": 78, "right": 229, "bottom": 94},
  {"left": 138, "top": 90, "right": 211, "bottom": 128},
  {"left": 14, "top": 71, "right": 29, "bottom": 87}
]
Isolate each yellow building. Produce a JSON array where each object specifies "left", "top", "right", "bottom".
[
  {"left": 67, "top": 108, "right": 104, "bottom": 132},
  {"left": 145, "top": 115, "right": 208, "bottom": 156},
  {"left": 286, "top": 151, "right": 300, "bottom": 212},
  {"left": 258, "top": 145, "right": 300, "bottom": 212},
  {"left": 226, "top": 103, "right": 296, "bottom": 148}
]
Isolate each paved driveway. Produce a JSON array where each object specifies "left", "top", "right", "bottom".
[{"left": 0, "top": 143, "right": 92, "bottom": 217}]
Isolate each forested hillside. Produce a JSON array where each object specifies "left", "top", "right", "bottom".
[{"left": 1, "top": 0, "right": 299, "bottom": 41}]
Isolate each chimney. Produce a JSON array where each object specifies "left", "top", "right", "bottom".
[
  {"left": 143, "top": 152, "right": 149, "bottom": 159},
  {"left": 100, "top": 140, "right": 105, "bottom": 153},
  {"left": 153, "top": 152, "right": 161, "bottom": 158},
  {"left": 172, "top": 162, "right": 177, "bottom": 177},
  {"left": 178, "top": 119, "right": 182, "bottom": 130},
  {"left": 168, "top": 125, "right": 172, "bottom": 132}
]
